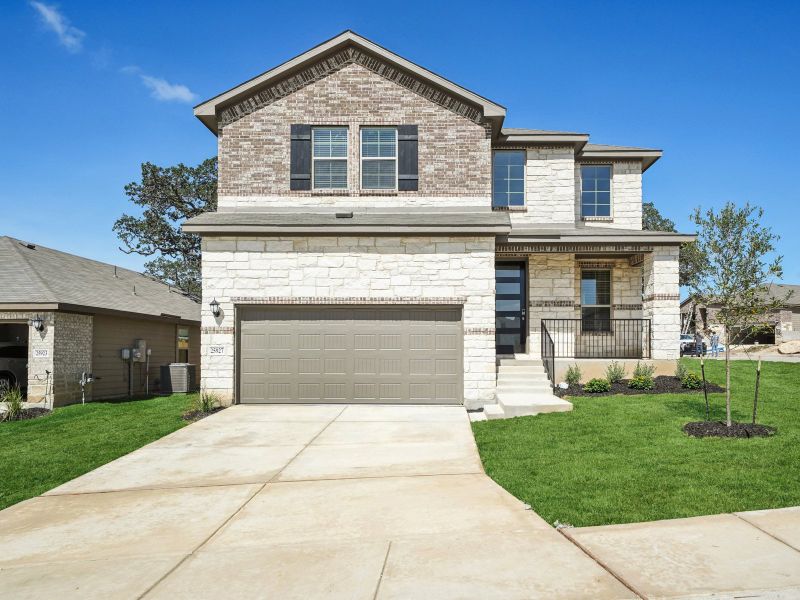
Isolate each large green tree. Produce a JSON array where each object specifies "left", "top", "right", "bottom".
[
  {"left": 642, "top": 201, "right": 704, "bottom": 288},
  {"left": 114, "top": 158, "right": 217, "bottom": 300},
  {"left": 691, "top": 202, "right": 786, "bottom": 426}
]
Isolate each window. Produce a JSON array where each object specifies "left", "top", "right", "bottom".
[
  {"left": 581, "top": 270, "right": 611, "bottom": 332},
  {"left": 361, "top": 127, "right": 397, "bottom": 189},
  {"left": 312, "top": 127, "right": 348, "bottom": 189},
  {"left": 492, "top": 150, "right": 525, "bottom": 207},
  {"left": 177, "top": 327, "right": 190, "bottom": 363},
  {"left": 580, "top": 165, "right": 612, "bottom": 217}
]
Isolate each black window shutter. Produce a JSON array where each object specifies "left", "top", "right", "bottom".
[
  {"left": 397, "top": 125, "right": 418, "bottom": 191},
  {"left": 290, "top": 124, "right": 311, "bottom": 191}
]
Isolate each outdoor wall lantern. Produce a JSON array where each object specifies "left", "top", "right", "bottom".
[
  {"left": 30, "top": 315, "right": 45, "bottom": 332},
  {"left": 209, "top": 298, "right": 221, "bottom": 318}
]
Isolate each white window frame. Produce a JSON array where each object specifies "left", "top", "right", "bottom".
[
  {"left": 579, "top": 163, "right": 613, "bottom": 219},
  {"left": 312, "top": 126, "right": 348, "bottom": 190},
  {"left": 360, "top": 127, "right": 398, "bottom": 191},
  {"left": 492, "top": 149, "right": 526, "bottom": 208}
]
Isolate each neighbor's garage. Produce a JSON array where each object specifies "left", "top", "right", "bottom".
[{"left": 238, "top": 305, "right": 462, "bottom": 404}]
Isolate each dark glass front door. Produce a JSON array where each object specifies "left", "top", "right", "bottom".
[{"left": 495, "top": 262, "right": 526, "bottom": 354}]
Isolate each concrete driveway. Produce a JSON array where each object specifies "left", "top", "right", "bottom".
[{"left": 0, "top": 404, "right": 632, "bottom": 599}]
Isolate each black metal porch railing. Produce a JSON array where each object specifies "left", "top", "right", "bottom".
[
  {"left": 541, "top": 319, "right": 652, "bottom": 359},
  {"left": 541, "top": 321, "right": 556, "bottom": 389}
]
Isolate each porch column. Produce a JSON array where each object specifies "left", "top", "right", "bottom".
[{"left": 642, "top": 246, "right": 680, "bottom": 360}]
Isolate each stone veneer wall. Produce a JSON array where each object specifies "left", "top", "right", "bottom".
[
  {"left": 52, "top": 312, "right": 93, "bottom": 406},
  {"left": 524, "top": 255, "right": 646, "bottom": 357},
  {"left": 217, "top": 61, "right": 492, "bottom": 208},
  {"left": 642, "top": 246, "right": 680, "bottom": 359},
  {"left": 201, "top": 236, "right": 496, "bottom": 409},
  {"left": 0, "top": 311, "right": 54, "bottom": 403},
  {"left": 575, "top": 160, "right": 643, "bottom": 230}
]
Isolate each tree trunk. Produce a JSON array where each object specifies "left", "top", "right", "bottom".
[{"left": 725, "top": 326, "right": 732, "bottom": 427}]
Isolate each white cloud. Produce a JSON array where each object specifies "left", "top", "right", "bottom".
[
  {"left": 121, "top": 66, "right": 197, "bottom": 103},
  {"left": 30, "top": 2, "right": 85, "bottom": 53}
]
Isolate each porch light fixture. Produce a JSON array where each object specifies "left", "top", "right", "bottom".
[
  {"left": 30, "top": 315, "right": 45, "bottom": 332},
  {"left": 209, "top": 298, "right": 221, "bottom": 317}
]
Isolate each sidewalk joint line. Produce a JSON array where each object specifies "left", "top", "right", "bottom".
[
  {"left": 372, "top": 541, "right": 392, "bottom": 600},
  {"left": 733, "top": 512, "right": 800, "bottom": 554},
  {"left": 558, "top": 528, "right": 648, "bottom": 599}
]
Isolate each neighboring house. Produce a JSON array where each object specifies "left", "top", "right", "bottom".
[
  {"left": 680, "top": 284, "right": 800, "bottom": 344},
  {"left": 0, "top": 237, "right": 201, "bottom": 406},
  {"left": 184, "top": 31, "right": 693, "bottom": 418}
]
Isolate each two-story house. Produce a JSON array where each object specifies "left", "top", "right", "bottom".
[{"left": 184, "top": 31, "right": 693, "bottom": 418}]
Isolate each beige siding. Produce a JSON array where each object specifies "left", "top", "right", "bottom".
[{"left": 91, "top": 314, "right": 200, "bottom": 399}]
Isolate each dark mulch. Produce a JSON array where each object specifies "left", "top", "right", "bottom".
[
  {"left": 1, "top": 407, "right": 52, "bottom": 422},
  {"left": 683, "top": 421, "right": 776, "bottom": 438},
  {"left": 556, "top": 376, "right": 725, "bottom": 398},
  {"left": 182, "top": 406, "right": 225, "bottom": 423}
]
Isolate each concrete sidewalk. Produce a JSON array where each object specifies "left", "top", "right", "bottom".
[
  {"left": 0, "top": 404, "right": 631, "bottom": 599},
  {"left": 565, "top": 508, "right": 800, "bottom": 599}
]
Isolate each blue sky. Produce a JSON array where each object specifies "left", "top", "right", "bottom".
[{"left": 2, "top": 1, "right": 799, "bottom": 280}]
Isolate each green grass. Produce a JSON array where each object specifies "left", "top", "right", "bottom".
[
  {"left": 0, "top": 394, "right": 195, "bottom": 510},
  {"left": 472, "top": 359, "right": 800, "bottom": 527}
]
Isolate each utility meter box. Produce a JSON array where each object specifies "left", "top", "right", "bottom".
[{"left": 132, "top": 339, "right": 147, "bottom": 363}]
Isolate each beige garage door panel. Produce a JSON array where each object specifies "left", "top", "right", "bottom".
[{"left": 238, "top": 306, "right": 462, "bottom": 404}]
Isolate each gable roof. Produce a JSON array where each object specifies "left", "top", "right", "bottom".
[
  {"left": 194, "top": 30, "right": 506, "bottom": 135},
  {"left": 0, "top": 237, "right": 200, "bottom": 322},
  {"left": 580, "top": 143, "right": 663, "bottom": 172},
  {"left": 680, "top": 284, "right": 800, "bottom": 309}
]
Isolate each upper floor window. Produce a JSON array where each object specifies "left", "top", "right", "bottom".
[
  {"left": 312, "top": 127, "right": 348, "bottom": 189},
  {"left": 361, "top": 127, "right": 397, "bottom": 189},
  {"left": 580, "top": 165, "right": 612, "bottom": 217},
  {"left": 492, "top": 150, "right": 525, "bottom": 207}
]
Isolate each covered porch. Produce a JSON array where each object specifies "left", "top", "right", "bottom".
[{"left": 494, "top": 227, "right": 686, "bottom": 382}]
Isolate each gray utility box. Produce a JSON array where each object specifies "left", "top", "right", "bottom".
[{"left": 160, "top": 364, "right": 197, "bottom": 393}]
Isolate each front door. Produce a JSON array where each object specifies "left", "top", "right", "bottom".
[{"left": 495, "top": 262, "right": 527, "bottom": 354}]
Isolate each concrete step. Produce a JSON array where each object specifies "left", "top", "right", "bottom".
[
  {"left": 497, "top": 365, "right": 546, "bottom": 374},
  {"left": 497, "top": 384, "right": 554, "bottom": 394},
  {"left": 483, "top": 404, "right": 506, "bottom": 420},
  {"left": 497, "top": 373, "right": 550, "bottom": 382},
  {"left": 497, "top": 394, "right": 573, "bottom": 418},
  {"left": 497, "top": 358, "right": 541, "bottom": 366}
]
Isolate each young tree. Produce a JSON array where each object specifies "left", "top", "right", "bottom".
[
  {"left": 690, "top": 202, "right": 786, "bottom": 426},
  {"left": 643, "top": 201, "right": 704, "bottom": 288},
  {"left": 113, "top": 158, "right": 217, "bottom": 300}
]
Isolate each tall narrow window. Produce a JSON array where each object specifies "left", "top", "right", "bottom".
[
  {"left": 580, "top": 165, "right": 612, "bottom": 217},
  {"left": 177, "top": 327, "right": 190, "bottom": 363},
  {"left": 361, "top": 127, "right": 397, "bottom": 189},
  {"left": 492, "top": 150, "right": 525, "bottom": 207},
  {"left": 581, "top": 270, "right": 611, "bottom": 332},
  {"left": 312, "top": 127, "right": 348, "bottom": 189}
]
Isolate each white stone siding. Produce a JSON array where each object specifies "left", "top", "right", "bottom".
[
  {"left": 505, "top": 146, "right": 576, "bottom": 227},
  {"left": 642, "top": 246, "right": 680, "bottom": 359},
  {"left": 218, "top": 196, "right": 488, "bottom": 209},
  {"left": 201, "top": 236, "right": 496, "bottom": 409},
  {"left": 526, "top": 255, "right": 645, "bottom": 357},
  {"left": 575, "top": 160, "right": 643, "bottom": 229}
]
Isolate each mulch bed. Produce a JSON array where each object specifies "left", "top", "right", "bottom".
[
  {"left": 182, "top": 406, "right": 225, "bottom": 423},
  {"left": 555, "top": 376, "right": 725, "bottom": 398},
  {"left": 683, "top": 421, "right": 776, "bottom": 438},
  {"left": 1, "top": 407, "right": 52, "bottom": 422}
]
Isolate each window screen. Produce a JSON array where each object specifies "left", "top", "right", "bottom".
[
  {"left": 312, "top": 127, "right": 348, "bottom": 189},
  {"left": 361, "top": 128, "right": 397, "bottom": 189}
]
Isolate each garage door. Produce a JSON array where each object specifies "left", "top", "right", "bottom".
[{"left": 238, "top": 305, "right": 462, "bottom": 404}]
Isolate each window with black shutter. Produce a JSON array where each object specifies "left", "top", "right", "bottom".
[
  {"left": 290, "top": 124, "right": 311, "bottom": 190},
  {"left": 397, "top": 125, "right": 418, "bottom": 191}
]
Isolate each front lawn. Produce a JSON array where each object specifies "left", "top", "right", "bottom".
[
  {"left": 472, "top": 359, "right": 800, "bottom": 527},
  {"left": 0, "top": 394, "right": 195, "bottom": 510}
]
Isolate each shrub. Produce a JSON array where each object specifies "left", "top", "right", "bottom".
[
  {"left": 583, "top": 378, "right": 611, "bottom": 393},
  {"left": 1, "top": 386, "right": 24, "bottom": 421},
  {"left": 565, "top": 364, "right": 582, "bottom": 386},
  {"left": 628, "top": 375, "right": 655, "bottom": 390},
  {"left": 675, "top": 361, "right": 688, "bottom": 380},
  {"left": 681, "top": 372, "right": 704, "bottom": 389},
  {"left": 605, "top": 361, "right": 626, "bottom": 383},
  {"left": 633, "top": 361, "right": 656, "bottom": 379},
  {"left": 194, "top": 391, "right": 221, "bottom": 413}
]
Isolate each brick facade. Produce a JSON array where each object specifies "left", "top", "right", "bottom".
[{"left": 218, "top": 61, "right": 492, "bottom": 207}]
